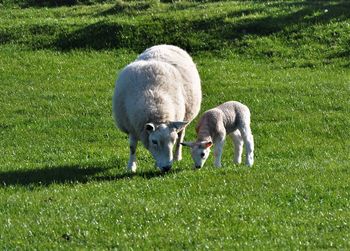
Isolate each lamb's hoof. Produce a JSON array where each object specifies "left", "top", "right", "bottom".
[
  {"left": 127, "top": 163, "right": 137, "bottom": 173},
  {"left": 246, "top": 156, "right": 254, "bottom": 167},
  {"left": 246, "top": 162, "right": 254, "bottom": 167},
  {"left": 234, "top": 159, "right": 242, "bottom": 165}
]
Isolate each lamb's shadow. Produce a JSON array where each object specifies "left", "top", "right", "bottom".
[{"left": 0, "top": 162, "right": 181, "bottom": 187}]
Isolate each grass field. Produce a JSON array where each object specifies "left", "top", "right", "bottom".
[{"left": 1, "top": 0, "right": 350, "bottom": 249}]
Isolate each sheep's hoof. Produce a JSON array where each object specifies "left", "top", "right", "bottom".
[{"left": 174, "top": 156, "right": 182, "bottom": 161}]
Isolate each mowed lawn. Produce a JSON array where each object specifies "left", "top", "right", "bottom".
[{"left": 1, "top": 0, "right": 350, "bottom": 249}]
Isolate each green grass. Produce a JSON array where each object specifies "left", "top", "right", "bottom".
[
  {"left": 1, "top": 0, "right": 350, "bottom": 249},
  {"left": 1, "top": 0, "right": 349, "bottom": 66}
]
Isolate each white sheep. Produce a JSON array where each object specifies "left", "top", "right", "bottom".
[
  {"left": 112, "top": 45, "right": 202, "bottom": 172},
  {"left": 182, "top": 101, "right": 254, "bottom": 168}
]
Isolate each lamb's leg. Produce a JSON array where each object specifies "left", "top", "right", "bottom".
[
  {"left": 231, "top": 130, "right": 243, "bottom": 164},
  {"left": 127, "top": 134, "right": 138, "bottom": 173},
  {"left": 240, "top": 127, "right": 254, "bottom": 167},
  {"left": 213, "top": 137, "right": 225, "bottom": 167},
  {"left": 174, "top": 129, "right": 185, "bottom": 161}
]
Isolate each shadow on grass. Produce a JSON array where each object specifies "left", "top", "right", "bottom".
[
  {"left": 51, "top": 0, "right": 350, "bottom": 54},
  {"left": 0, "top": 162, "right": 182, "bottom": 187},
  {"left": 224, "top": 1, "right": 350, "bottom": 38},
  {"left": 96, "top": 167, "right": 183, "bottom": 182},
  {"left": 0, "top": 165, "right": 106, "bottom": 187},
  {"left": 12, "top": 0, "right": 102, "bottom": 8},
  {"left": 98, "top": 1, "right": 152, "bottom": 16}
]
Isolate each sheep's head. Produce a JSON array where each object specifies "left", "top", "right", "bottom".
[
  {"left": 181, "top": 141, "right": 213, "bottom": 169},
  {"left": 145, "top": 121, "right": 187, "bottom": 172}
]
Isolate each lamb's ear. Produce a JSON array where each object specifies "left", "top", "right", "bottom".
[
  {"left": 145, "top": 123, "right": 155, "bottom": 133},
  {"left": 169, "top": 121, "right": 188, "bottom": 132},
  {"left": 200, "top": 141, "right": 213, "bottom": 149},
  {"left": 181, "top": 141, "right": 195, "bottom": 147}
]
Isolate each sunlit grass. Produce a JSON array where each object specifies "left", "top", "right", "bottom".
[{"left": 1, "top": 0, "right": 350, "bottom": 249}]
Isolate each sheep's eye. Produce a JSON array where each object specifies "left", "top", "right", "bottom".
[
  {"left": 200, "top": 152, "right": 205, "bottom": 158},
  {"left": 152, "top": 140, "right": 158, "bottom": 145}
]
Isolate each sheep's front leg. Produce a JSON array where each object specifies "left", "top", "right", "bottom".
[
  {"left": 174, "top": 128, "right": 185, "bottom": 161},
  {"left": 127, "top": 134, "right": 138, "bottom": 173},
  {"left": 231, "top": 130, "right": 243, "bottom": 164},
  {"left": 213, "top": 138, "right": 225, "bottom": 167}
]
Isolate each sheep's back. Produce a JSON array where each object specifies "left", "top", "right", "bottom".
[
  {"left": 112, "top": 61, "right": 185, "bottom": 136},
  {"left": 113, "top": 45, "right": 201, "bottom": 137},
  {"left": 137, "top": 45, "right": 201, "bottom": 121}
]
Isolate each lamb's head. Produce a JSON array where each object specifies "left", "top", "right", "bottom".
[
  {"left": 145, "top": 121, "right": 187, "bottom": 172},
  {"left": 181, "top": 141, "right": 213, "bottom": 169}
]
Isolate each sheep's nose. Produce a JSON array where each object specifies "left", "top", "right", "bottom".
[
  {"left": 195, "top": 165, "right": 201, "bottom": 169},
  {"left": 161, "top": 166, "right": 172, "bottom": 172}
]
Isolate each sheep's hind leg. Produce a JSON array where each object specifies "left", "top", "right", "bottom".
[
  {"left": 174, "top": 129, "right": 185, "bottom": 161},
  {"left": 240, "top": 127, "right": 254, "bottom": 167},
  {"left": 127, "top": 134, "right": 138, "bottom": 173},
  {"left": 230, "top": 130, "right": 243, "bottom": 164}
]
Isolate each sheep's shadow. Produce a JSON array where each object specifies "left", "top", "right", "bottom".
[
  {"left": 96, "top": 168, "right": 183, "bottom": 182},
  {"left": 0, "top": 162, "right": 181, "bottom": 187},
  {"left": 0, "top": 164, "right": 111, "bottom": 187}
]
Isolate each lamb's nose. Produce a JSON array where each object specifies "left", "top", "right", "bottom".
[
  {"left": 195, "top": 165, "right": 201, "bottom": 169},
  {"left": 161, "top": 166, "right": 171, "bottom": 172}
]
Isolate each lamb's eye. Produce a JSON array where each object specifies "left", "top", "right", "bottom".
[
  {"left": 200, "top": 152, "right": 205, "bottom": 158},
  {"left": 152, "top": 140, "right": 158, "bottom": 145}
]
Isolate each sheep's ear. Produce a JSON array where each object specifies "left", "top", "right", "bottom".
[
  {"left": 169, "top": 121, "right": 188, "bottom": 132},
  {"left": 200, "top": 141, "right": 213, "bottom": 149},
  {"left": 181, "top": 141, "right": 195, "bottom": 147},
  {"left": 145, "top": 123, "right": 155, "bottom": 133}
]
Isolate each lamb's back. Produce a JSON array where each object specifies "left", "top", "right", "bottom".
[{"left": 217, "top": 101, "right": 250, "bottom": 133}]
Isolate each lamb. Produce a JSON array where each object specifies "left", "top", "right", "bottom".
[
  {"left": 112, "top": 45, "right": 202, "bottom": 173},
  {"left": 181, "top": 101, "right": 254, "bottom": 168}
]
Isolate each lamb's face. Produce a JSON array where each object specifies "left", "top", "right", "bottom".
[
  {"left": 145, "top": 122, "right": 187, "bottom": 172},
  {"left": 181, "top": 141, "right": 213, "bottom": 169}
]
